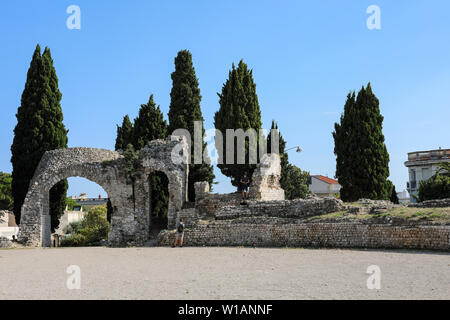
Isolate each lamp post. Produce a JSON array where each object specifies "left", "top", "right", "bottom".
[{"left": 285, "top": 146, "right": 303, "bottom": 153}]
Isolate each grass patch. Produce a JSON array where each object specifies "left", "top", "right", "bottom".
[{"left": 306, "top": 207, "right": 450, "bottom": 224}]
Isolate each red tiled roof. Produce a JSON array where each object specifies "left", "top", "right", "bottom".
[{"left": 312, "top": 175, "right": 339, "bottom": 185}]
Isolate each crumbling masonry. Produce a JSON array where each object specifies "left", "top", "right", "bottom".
[{"left": 18, "top": 137, "right": 189, "bottom": 247}]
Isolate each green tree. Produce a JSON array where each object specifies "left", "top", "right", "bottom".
[
  {"left": 267, "top": 121, "right": 310, "bottom": 199},
  {"left": 115, "top": 95, "right": 170, "bottom": 221},
  {"left": 115, "top": 115, "right": 133, "bottom": 151},
  {"left": 332, "top": 83, "right": 390, "bottom": 202},
  {"left": 214, "top": 60, "right": 263, "bottom": 187},
  {"left": 11, "top": 45, "right": 68, "bottom": 230},
  {"left": 418, "top": 173, "right": 450, "bottom": 201},
  {"left": 438, "top": 162, "right": 450, "bottom": 175},
  {"left": 133, "top": 95, "right": 169, "bottom": 220},
  {"left": 168, "top": 50, "right": 214, "bottom": 201},
  {"left": 284, "top": 164, "right": 310, "bottom": 199},
  {"left": 0, "top": 172, "right": 13, "bottom": 210},
  {"left": 387, "top": 180, "right": 399, "bottom": 204}
]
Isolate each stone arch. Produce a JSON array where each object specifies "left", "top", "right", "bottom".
[
  {"left": 18, "top": 137, "right": 189, "bottom": 247},
  {"left": 18, "top": 148, "right": 125, "bottom": 247}
]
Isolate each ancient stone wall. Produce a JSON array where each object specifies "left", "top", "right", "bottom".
[
  {"left": 249, "top": 154, "right": 285, "bottom": 200},
  {"left": 18, "top": 137, "right": 189, "bottom": 247},
  {"left": 408, "top": 198, "right": 450, "bottom": 208},
  {"left": 159, "top": 222, "right": 450, "bottom": 250}
]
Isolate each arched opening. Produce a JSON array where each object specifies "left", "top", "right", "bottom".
[
  {"left": 47, "top": 177, "right": 113, "bottom": 247},
  {"left": 147, "top": 171, "right": 169, "bottom": 242}
]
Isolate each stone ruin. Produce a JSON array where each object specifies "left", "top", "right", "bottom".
[
  {"left": 18, "top": 137, "right": 189, "bottom": 247},
  {"left": 17, "top": 135, "right": 291, "bottom": 247},
  {"left": 18, "top": 136, "right": 448, "bottom": 251}
]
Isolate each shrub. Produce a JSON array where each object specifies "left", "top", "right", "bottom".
[
  {"left": 418, "top": 173, "right": 450, "bottom": 202},
  {"left": 63, "top": 221, "right": 82, "bottom": 235},
  {"left": 60, "top": 205, "right": 110, "bottom": 247},
  {"left": 60, "top": 234, "right": 87, "bottom": 247}
]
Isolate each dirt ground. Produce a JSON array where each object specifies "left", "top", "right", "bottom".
[{"left": 0, "top": 247, "right": 448, "bottom": 300}]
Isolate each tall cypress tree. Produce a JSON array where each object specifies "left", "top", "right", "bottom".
[
  {"left": 333, "top": 83, "right": 390, "bottom": 202},
  {"left": 115, "top": 115, "right": 133, "bottom": 151},
  {"left": 134, "top": 94, "right": 169, "bottom": 221},
  {"left": 214, "top": 60, "right": 263, "bottom": 187},
  {"left": 115, "top": 95, "right": 169, "bottom": 222},
  {"left": 267, "top": 120, "right": 309, "bottom": 199},
  {"left": 168, "top": 50, "right": 214, "bottom": 201},
  {"left": 11, "top": 45, "right": 68, "bottom": 230}
]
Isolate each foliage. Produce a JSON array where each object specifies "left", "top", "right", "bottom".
[
  {"left": 60, "top": 205, "right": 109, "bottom": 247},
  {"left": 267, "top": 121, "right": 310, "bottom": 199},
  {"left": 332, "top": 83, "right": 390, "bottom": 202},
  {"left": 168, "top": 50, "right": 215, "bottom": 201},
  {"left": 283, "top": 164, "right": 311, "bottom": 200},
  {"left": 63, "top": 220, "right": 82, "bottom": 234},
  {"left": 387, "top": 180, "right": 399, "bottom": 204},
  {"left": 60, "top": 233, "right": 87, "bottom": 247},
  {"left": 0, "top": 172, "right": 13, "bottom": 211},
  {"left": 115, "top": 115, "right": 133, "bottom": 151},
  {"left": 214, "top": 60, "right": 263, "bottom": 187},
  {"left": 115, "top": 94, "right": 170, "bottom": 220},
  {"left": 11, "top": 44, "right": 68, "bottom": 229},
  {"left": 65, "top": 197, "right": 78, "bottom": 211},
  {"left": 438, "top": 162, "right": 450, "bottom": 176},
  {"left": 418, "top": 173, "right": 450, "bottom": 202}
]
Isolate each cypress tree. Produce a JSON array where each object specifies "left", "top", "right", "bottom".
[
  {"left": 133, "top": 94, "right": 169, "bottom": 222},
  {"left": 168, "top": 50, "right": 214, "bottom": 201},
  {"left": 115, "top": 115, "right": 133, "bottom": 151},
  {"left": 333, "top": 83, "right": 390, "bottom": 202},
  {"left": 114, "top": 95, "right": 169, "bottom": 221},
  {"left": 267, "top": 120, "right": 309, "bottom": 199},
  {"left": 214, "top": 60, "right": 263, "bottom": 187},
  {"left": 11, "top": 45, "right": 68, "bottom": 230}
]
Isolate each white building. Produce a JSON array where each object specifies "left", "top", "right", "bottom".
[
  {"left": 396, "top": 189, "right": 410, "bottom": 204},
  {"left": 0, "top": 211, "right": 19, "bottom": 240},
  {"left": 308, "top": 175, "right": 341, "bottom": 197},
  {"left": 404, "top": 148, "right": 450, "bottom": 203},
  {"left": 54, "top": 208, "right": 86, "bottom": 236}
]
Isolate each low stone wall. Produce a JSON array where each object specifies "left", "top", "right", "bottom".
[
  {"left": 158, "top": 222, "right": 450, "bottom": 251},
  {"left": 409, "top": 198, "right": 450, "bottom": 208},
  {"left": 215, "top": 198, "right": 344, "bottom": 220}
]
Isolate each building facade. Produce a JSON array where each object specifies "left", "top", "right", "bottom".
[
  {"left": 308, "top": 175, "right": 341, "bottom": 198},
  {"left": 404, "top": 148, "right": 450, "bottom": 203}
]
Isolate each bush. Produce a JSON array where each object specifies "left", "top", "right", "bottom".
[
  {"left": 60, "top": 205, "right": 110, "bottom": 247},
  {"left": 63, "top": 221, "right": 82, "bottom": 234},
  {"left": 60, "top": 234, "right": 87, "bottom": 247},
  {"left": 418, "top": 173, "right": 450, "bottom": 202}
]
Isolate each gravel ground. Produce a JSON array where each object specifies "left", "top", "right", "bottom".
[{"left": 0, "top": 247, "right": 448, "bottom": 300}]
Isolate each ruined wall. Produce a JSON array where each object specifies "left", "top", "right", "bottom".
[
  {"left": 249, "top": 154, "right": 285, "bottom": 201},
  {"left": 18, "top": 137, "right": 189, "bottom": 247},
  {"left": 159, "top": 222, "right": 450, "bottom": 251}
]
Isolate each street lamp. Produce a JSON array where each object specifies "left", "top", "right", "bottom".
[{"left": 285, "top": 146, "right": 303, "bottom": 153}]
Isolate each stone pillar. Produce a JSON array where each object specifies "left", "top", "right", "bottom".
[
  {"left": 41, "top": 193, "right": 51, "bottom": 247},
  {"left": 249, "top": 153, "right": 285, "bottom": 201}
]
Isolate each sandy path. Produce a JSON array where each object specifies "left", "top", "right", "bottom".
[{"left": 0, "top": 247, "right": 448, "bottom": 299}]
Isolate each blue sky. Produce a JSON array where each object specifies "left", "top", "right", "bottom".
[{"left": 1, "top": 0, "right": 449, "bottom": 197}]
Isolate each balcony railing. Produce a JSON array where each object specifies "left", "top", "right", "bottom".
[{"left": 408, "top": 149, "right": 450, "bottom": 162}]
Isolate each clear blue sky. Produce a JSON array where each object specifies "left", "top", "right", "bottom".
[{"left": 1, "top": 0, "right": 449, "bottom": 197}]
